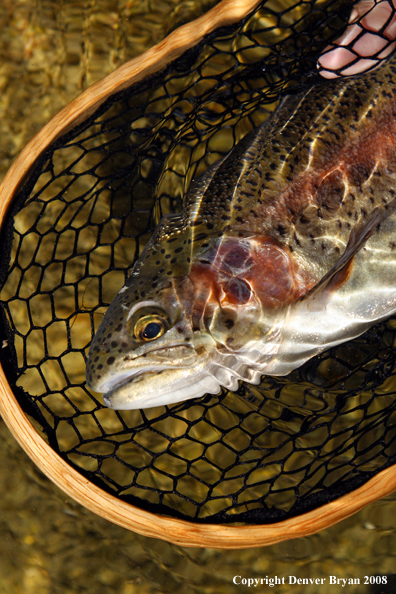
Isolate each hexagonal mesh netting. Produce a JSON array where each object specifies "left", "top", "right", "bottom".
[{"left": 1, "top": 0, "right": 396, "bottom": 527}]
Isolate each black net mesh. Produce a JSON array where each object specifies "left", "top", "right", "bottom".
[{"left": 1, "top": 0, "right": 396, "bottom": 525}]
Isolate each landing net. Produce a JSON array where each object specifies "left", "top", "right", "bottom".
[{"left": 1, "top": 0, "right": 396, "bottom": 524}]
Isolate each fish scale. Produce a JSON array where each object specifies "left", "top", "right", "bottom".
[{"left": 86, "top": 53, "right": 396, "bottom": 410}]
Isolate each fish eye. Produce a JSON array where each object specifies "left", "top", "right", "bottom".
[
  {"left": 132, "top": 313, "right": 169, "bottom": 342},
  {"left": 126, "top": 302, "right": 179, "bottom": 343}
]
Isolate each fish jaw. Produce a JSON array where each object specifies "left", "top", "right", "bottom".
[
  {"left": 95, "top": 329, "right": 223, "bottom": 410},
  {"left": 90, "top": 341, "right": 199, "bottom": 393},
  {"left": 102, "top": 338, "right": 281, "bottom": 410},
  {"left": 102, "top": 360, "right": 222, "bottom": 409}
]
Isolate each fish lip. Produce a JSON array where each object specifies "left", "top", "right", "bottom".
[
  {"left": 102, "top": 368, "right": 164, "bottom": 400},
  {"left": 99, "top": 341, "right": 209, "bottom": 403},
  {"left": 92, "top": 342, "right": 195, "bottom": 391},
  {"left": 101, "top": 350, "right": 195, "bottom": 401},
  {"left": 141, "top": 341, "right": 194, "bottom": 356},
  {"left": 103, "top": 366, "right": 185, "bottom": 408}
]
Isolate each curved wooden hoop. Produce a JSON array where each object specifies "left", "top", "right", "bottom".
[{"left": 0, "top": 0, "right": 395, "bottom": 547}]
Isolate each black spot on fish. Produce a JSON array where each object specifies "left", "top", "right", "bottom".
[
  {"left": 277, "top": 224, "right": 287, "bottom": 236},
  {"left": 224, "top": 319, "right": 234, "bottom": 329},
  {"left": 111, "top": 341, "right": 118, "bottom": 348},
  {"left": 107, "top": 357, "right": 115, "bottom": 365}
]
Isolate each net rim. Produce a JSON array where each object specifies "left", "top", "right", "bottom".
[{"left": 1, "top": 0, "right": 396, "bottom": 546}]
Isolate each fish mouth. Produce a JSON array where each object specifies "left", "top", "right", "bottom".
[
  {"left": 94, "top": 342, "right": 198, "bottom": 393},
  {"left": 102, "top": 366, "right": 170, "bottom": 404},
  {"left": 102, "top": 364, "right": 223, "bottom": 410}
]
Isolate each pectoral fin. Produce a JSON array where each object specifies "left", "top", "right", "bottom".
[{"left": 301, "top": 199, "right": 396, "bottom": 306}]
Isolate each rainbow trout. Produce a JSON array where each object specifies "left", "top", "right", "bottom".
[{"left": 86, "top": 56, "right": 396, "bottom": 409}]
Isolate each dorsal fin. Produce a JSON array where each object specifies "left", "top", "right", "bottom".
[{"left": 185, "top": 157, "right": 225, "bottom": 217}]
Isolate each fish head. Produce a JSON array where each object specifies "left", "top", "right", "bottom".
[
  {"left": 86, "top": 229, "right": 303, "bottom": 409},
  {"left": 85, "top": 261, "right": 212, "bottom": 409}
]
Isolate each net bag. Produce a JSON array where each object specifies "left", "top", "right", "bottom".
[{"left": 0, "top": 0, "right": 396, "bottom": 549}]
